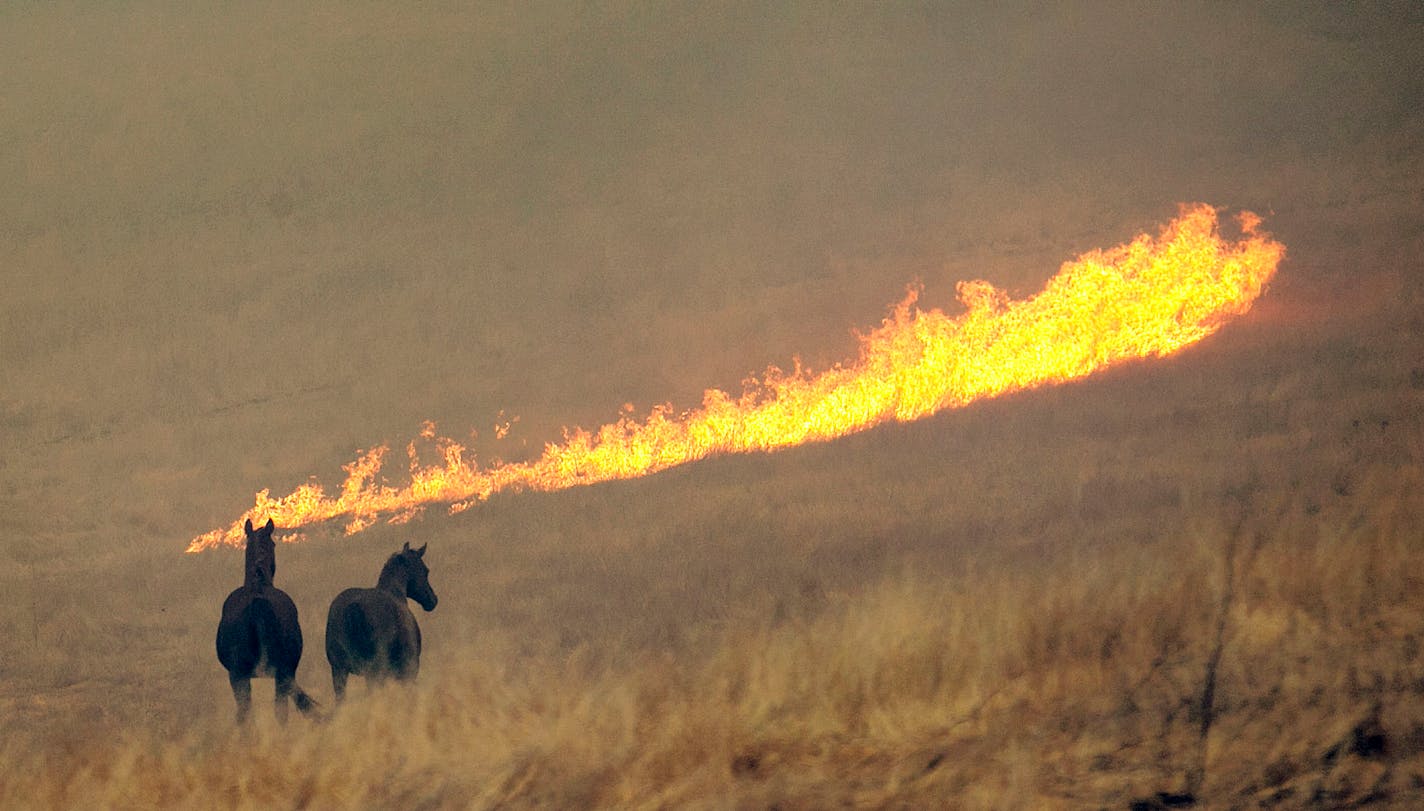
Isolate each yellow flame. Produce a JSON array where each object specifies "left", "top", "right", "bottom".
[{"left": 188, "top": 204, "right": 1283, "bottom": 552}]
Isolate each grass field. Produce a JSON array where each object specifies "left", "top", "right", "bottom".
[
  {"left": 6, "top": 293, "right": 1423, "bottom": 808},
  {"left": 2, "top": 3, "right": 1423, "bottom": 808}
]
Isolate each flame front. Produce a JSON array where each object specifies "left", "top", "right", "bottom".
[{"left": 188, "top": 204, "right": 1283, "bottom": 552}]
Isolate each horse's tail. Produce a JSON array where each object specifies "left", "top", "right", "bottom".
[
  {"left": 342, "top": 601, "right": 377, "bottom": 663},
  {"left": 242, "top": 597, "right": 281, "bottom": 665},
  {"left": 246, "top": 598, "right": 323, "bottom": 719}
]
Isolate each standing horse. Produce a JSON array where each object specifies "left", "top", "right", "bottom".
[
  {"left": 325, "top": 542, "right": 438, "bottom": 701},
  {"left": 215, "top": 518, "right": 317, "bottom": 723}
]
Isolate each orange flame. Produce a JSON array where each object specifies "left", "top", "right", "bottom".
[{"left": 188, "top": 204, "right": 1283, "bottom": 552}]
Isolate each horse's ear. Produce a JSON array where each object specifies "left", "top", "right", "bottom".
[
  {"left": 263, "top": 518, "right": 275, "bottom": 533},
  {"left": 403, "top": 542, "right": 411, "bottom": 552},
  {"left": 244, "top": 518, "right": 254, "bottom": 536},
  {"left": 415, "top": 543, "right": 427, "bottom": 557}
]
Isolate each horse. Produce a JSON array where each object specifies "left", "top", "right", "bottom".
[
  {"left": 215, "top": 518, "right": 317, "bottom": 723},
  {"left": 325, "top": 542, "right": 438, "bottom": 701}
]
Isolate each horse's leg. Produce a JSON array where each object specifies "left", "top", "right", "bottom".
[
  {"left": 399, "top": 653, "right": 419, "bottom": 682},
  {"left": 229, "top": 672, "right": 252, "bottom": 724},
  {"left": 274, "top": 674, "right": 293, "bottom": 725},
  {"left": 331, "top": 666, "right": 348, "bottom": 703},
  {"left": 391, "top": 635, "right": 418, "bottom": 682}
]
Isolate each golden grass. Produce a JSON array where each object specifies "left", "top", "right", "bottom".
[{"left": 4, "top": 288, "right": 1422, "bottom": 807}]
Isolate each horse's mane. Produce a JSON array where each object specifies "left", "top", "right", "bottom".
[
  {"left": 244, "top": 538, "right": 275, "bottom": 588},
  {"left": 376, "top": 550, "right": 415, "bottom": 590},
  {"left": 380, "top": 550, "right": 408, "bottom": 576}
]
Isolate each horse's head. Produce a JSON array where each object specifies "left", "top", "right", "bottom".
[
  {"left": 243, "top": 518, "right": 277, "bottom": 587},
  {"left": 400, "top": 542, "right": 438, "bottom": 612}
]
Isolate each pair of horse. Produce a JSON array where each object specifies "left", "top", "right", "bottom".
[{"left": 214, "top": 518, "right": 439, "bottom": 723}]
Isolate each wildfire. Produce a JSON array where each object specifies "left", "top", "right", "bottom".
[{"left": 188, "top": 204, "right": 1283, "bottom": 552}]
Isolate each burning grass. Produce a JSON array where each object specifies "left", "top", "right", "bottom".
[{"left": 187, "top": 205, "right": 1284, "bottom": 552}]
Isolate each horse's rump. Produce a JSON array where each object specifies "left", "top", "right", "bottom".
[
  {"left": 327, "top": 587, "right": 420, "bottom": 677},
  {"left": 217, "top": 589, "right": 303, "bottom": 677},
  {"left": 341, "top": 600, "right": 378, "bottom": 662}
]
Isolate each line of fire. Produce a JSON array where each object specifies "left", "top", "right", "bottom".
[{"left": 188, "top": 203, "right": 1284, "bottom": 553}]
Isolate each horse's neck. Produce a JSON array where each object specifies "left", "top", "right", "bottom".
[
  {"left": 244, "top": 543, "right": 272, "bottom": 588},
  {"left": 376, "top": 559, "right": 408, "bottom": 599}
]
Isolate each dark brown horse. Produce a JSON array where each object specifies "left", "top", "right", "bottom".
[
  {"left": 325, "top": 542, "right": 438, "bottom": 701},
  {"left": 215, "top": 519, "right": 316, "bottom": 723}
]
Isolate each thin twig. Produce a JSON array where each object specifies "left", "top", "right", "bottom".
[
  {"left": 28, "top": 559, "right": 39, "bottom": 647},
  {"left": 1186, "top": 492, "right": 1290, "bottom": 797},
  {"left": 1186, "top": 512, "right": 1245, "bottom": 796}
]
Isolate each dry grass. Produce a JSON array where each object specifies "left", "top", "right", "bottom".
[
  {"left": 4, "top": 462, "right": 1424, "bottom": 809},
  {"left": 3, "top": 257, "right": 1422, "bottom": 809}
]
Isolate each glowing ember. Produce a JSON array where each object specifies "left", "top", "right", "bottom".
[{"left": 188, "top": 204, "right": 1283, "bottom": 552}]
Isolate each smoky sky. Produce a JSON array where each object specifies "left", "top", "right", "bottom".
[{"left": 2, "top": 2, "right": 1421, "bottom": 548}]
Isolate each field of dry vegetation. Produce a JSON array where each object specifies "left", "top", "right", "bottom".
[
  {"left": 3, "top": 3, "right": 1423, "bottom": 808},
  {"left": 3, "top": 285, "right": 1421, "bottom": 807},
  {"left": 6, "top": 291, "right": 1423, "bottom": 809}
]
